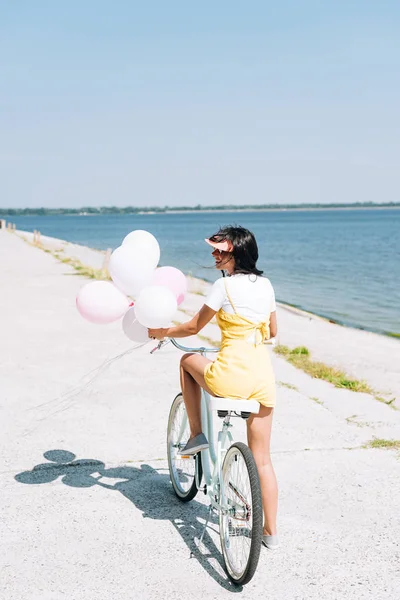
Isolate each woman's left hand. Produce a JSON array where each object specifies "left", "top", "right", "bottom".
[{"left": 148, "top": 328, "right": 169, "bottom": 340}]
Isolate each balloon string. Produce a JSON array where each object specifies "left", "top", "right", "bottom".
[{"left": 23, "top": 341, "right": 149, "bottom": 435}]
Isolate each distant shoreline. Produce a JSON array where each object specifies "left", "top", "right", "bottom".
[
  {"left": 1, "top": 203, "right": 400, "bottom": 217},
  {"left": 150, "top": 206, "right": 400, "bottom": 215}
]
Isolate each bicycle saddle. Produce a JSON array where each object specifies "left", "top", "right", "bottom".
[{"left": 209, "top": 397, "right": 260, "bottom": 414}]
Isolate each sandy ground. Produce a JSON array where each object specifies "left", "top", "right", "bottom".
[{"left": 1, "top": 229, "right": 400, "bottom": 600}]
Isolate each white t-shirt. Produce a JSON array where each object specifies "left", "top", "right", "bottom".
[{"left": 205, "top": 274, "right": 276, "bottom": 322}]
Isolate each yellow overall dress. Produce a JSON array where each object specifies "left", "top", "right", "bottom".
[{"left": 204, "top": 281, "right": 276, "bottom": 407}]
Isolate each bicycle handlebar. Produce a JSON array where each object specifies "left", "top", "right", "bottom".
[
  {"left": 150, "top": 336, "right": 276, "bottom": 355},
  {"left": 150, "top": 338, "right": 220, "bottom": 354}
]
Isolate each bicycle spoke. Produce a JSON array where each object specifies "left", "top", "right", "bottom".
[
  {"left": 167, "top": 394, "right": 201, "bottom": 501},
  {"left": 219, "top": 443, "right": 262, "bottom": 584},
  {"left": 223, "top": 451, "right": 252, "bottom": 573},
  {"left": 170, "top": 403, "right": 195, "bottom": 492}
]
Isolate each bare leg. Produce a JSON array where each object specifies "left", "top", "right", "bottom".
[
  {"left": 246, "top": 406, "right": 278, "bottom": 536},
  {"left": 179, "top": 353, "right": 215, "bottom": 439}
]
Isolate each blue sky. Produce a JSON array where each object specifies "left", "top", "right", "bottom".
[{"left": 1, "top": 1, "right": 399, "bottom": 208}]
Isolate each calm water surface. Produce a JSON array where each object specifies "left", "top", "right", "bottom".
[{"left": 9, "top": 209, "right": 400, "bottom": 335}]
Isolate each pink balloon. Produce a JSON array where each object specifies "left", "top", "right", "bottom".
[
  {"left": 76, "top": 281, "right": 130, "bottom": 324},
  {"left": 152, "top": 266, "right": 187, "bottom": 305}
]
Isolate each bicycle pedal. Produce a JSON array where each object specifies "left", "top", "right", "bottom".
[{"left": 179, "top": 455, "right": 191, "bottom": 459}]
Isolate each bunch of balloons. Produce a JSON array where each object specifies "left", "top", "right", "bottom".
[{"left": 76, "top": 230, "right": 187, "bottom": 342}]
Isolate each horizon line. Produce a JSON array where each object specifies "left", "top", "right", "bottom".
[{"left": 1, "top": 201, "right": 400, "bottom": 214}]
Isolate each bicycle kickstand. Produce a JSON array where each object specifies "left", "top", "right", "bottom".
[{"left": 191, "top": 504, "right": 214, "bottom": 558}]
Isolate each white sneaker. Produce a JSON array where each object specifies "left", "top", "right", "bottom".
[{"left": 262, "top": 534, "right": 279, "bottom": 550}]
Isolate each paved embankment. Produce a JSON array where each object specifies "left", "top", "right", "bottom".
[{"left": 1, "top": 229, "right": 399, "bottom": 600}]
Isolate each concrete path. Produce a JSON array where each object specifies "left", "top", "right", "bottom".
[{"left": 1, "top": 230, "right": 399, "bottom": 600}]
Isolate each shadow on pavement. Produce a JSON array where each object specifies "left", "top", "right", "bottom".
[{"left": 15, "top": 449, "right": 242, "bottom": 592}]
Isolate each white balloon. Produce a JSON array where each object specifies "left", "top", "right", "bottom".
[
  {"left": 76, "top": 281, "right": 129, "bottom": 324},
  {"left": 109, "top": 245, "right": 154, "bottom": 297},
  {"left": 122, "top": 307, "right": 150, "bottom": 343},
  {"left": 122, "top": 230, "right": 160, "bottom": 270},
  {"left": 135, "top": 285, "right": 178, "bottom": 328}
]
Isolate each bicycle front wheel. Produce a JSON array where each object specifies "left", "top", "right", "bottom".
[
  {"left": 167, "top": 393, "right": 202, "bottom": 502},
  {"left": 219, "top": 442, "right": 263, "bottom": 585}
]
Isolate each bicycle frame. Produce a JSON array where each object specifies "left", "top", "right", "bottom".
[
  {"left": 199, "top": 385, "right": 234, "bottom": 514},
  {"left": 156, "top": 338, "right": 235, "bottom": 516}
]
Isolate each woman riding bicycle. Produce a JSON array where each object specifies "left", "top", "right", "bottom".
[{"left": 149, "top": 226, "right": 278, "bottom": 550}]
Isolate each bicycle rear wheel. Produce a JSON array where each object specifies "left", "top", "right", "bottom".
[
  {"left": 167, "top": 393, "right": 202, "bottom": 502},
  {"left": 219, "top": 442, "right": 263, "bottom": 585}
]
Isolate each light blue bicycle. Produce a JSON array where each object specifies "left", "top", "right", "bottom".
[{"left": 153, "top": 338, "right": 263, "bottom": 585}]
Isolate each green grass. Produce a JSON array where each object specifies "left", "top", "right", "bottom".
[
  {"left": 178, "top": 308, "right": 196, "bottom": 317},
  {"left": 289, "top": 345, "right": 310, "bottom": 356},
  {"left": 366, "top": 439, "right": 400, "bottom": 450},
  {"left": 374, "top": 395, "right": 396, "bottom": 407},
  {"left": 274, "top": 344, "right": 373, "bottom": 393},
  {"left": 274, "top": 344, "right": 290, "bottom": 356},
  {"left": 197, "top": 333, "right": 220, "bottom": 348},
  {"left": 310, "top": 396, "right": 324, "bottom": 405},
  {"left": 66, "top": 261, "right": 110, "bottom": 280},
  {"left": 46, "top": 250, "right": 110, "bottom": 280},
  {"left": 21, "top": 236, "right": 111, "bottom": 281},
  {"left": 277, "top": 381, "right": 299, "bottom": 391},
  {"left": 191, "top": 290, "right": 206, "bottom": 296},
  {"left": 345, "top": 414, "right": 366, "bottom": 428},
  {"left": 186, "top": 274, "right": 207, "bottom": 296}
]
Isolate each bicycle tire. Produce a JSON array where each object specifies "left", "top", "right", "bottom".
[
  {"left": 167, "top": 393, "right": 202, "bottom": 502},
  {"left": 219, "top": 442, "right": 263, "bottom": 585}
]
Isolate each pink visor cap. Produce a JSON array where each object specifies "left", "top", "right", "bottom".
[{"left": 205, "top": 238, "right": 233, "bottom": 252}]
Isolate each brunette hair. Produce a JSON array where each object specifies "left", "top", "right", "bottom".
[{"left": 208, "top": 225, "right": 263, "bottom": 276}]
